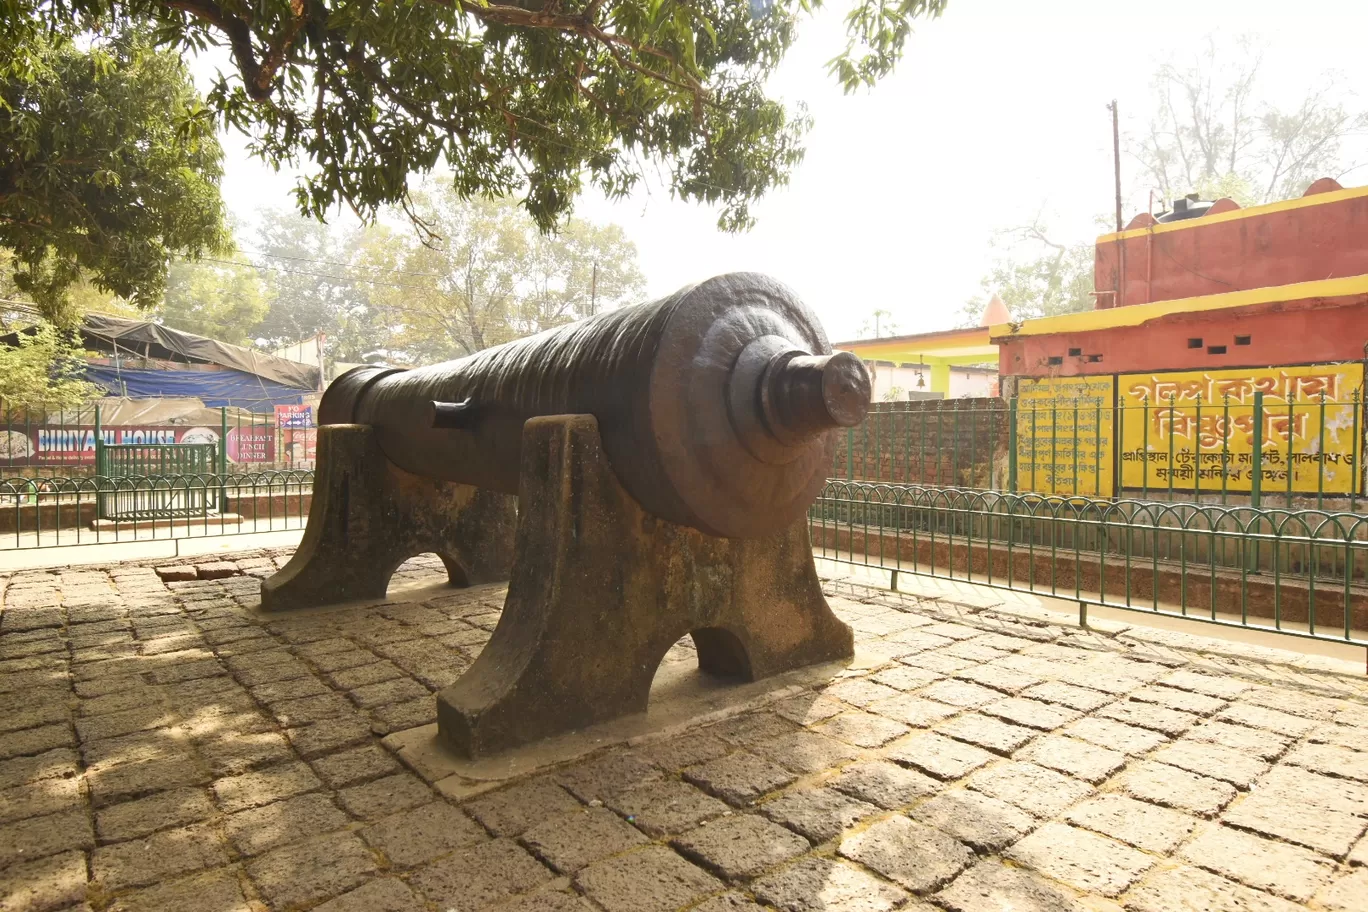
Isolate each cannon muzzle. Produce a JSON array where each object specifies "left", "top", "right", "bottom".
[{"left": 318, "top": 273, "right": 870, "bottom": 538}]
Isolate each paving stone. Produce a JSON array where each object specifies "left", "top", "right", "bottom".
[
  {"left": 760, "top": 787, "right": 879, "bottom": 843},
  {"left": 1006, "top": 821, "right": 1151, "bottom": 896},
  {"left": 968, "top": 762, "right": 1091, "bottom": 817},
  {"left": 467, "top": 777, "right": 582, "bottom": 837},
  {"left": 1222, "top": 765, "right": 1368, "bottom": 855},
  {"left": 937, "top": 713, "right": 1037, "bottom": 754},
  {"left": 606, "top": 779, "right": 730, "bottom": 838},
  {"left": 829, "top": 759, "right": 938, "bottom": 810},
  {"left": 752, "top": 856, "right": 909, "bottom": 912},
  {"left": 1054, "top": 666, "right": 1143, "bottom": 696},
  {"left": 1180, "top": 823, "right": 1334, "bottom": 901},
  {"left": 1243, "top": 687, "right": 1342, "bottom": 720},
  {"left": 155, "top": 567, "right": 197, "bottom": 582},
  {"left": 521, "top": 806, "right": 649, "bottom": 873},
  {"left": 92, "top": 822, "right": 229, "bottom": 892},
  {"left": 683, "top": 751, "right": 796, "bottom": 806},
  {"left": 920, "top": 680, "right": 1003, "bottom": 708},
  {"left": 1064, "top": 716, "right": 1169, "bottom": 755},
  {"left": 909, "top": 789, "right": 1035, "bottom": 852},
  {"left": 753, "top": 731, "right": 862, "bottom": 774},
  {"left": 195, "top": 731, "right": 294, "bottom": 777},
  {"left": 212, "top": 761, "right": 323, "bottom": 813},
  {"left": 935, "top": 859, "right": 1097, "bottom": 912},
  {"left": 866, "top": 694, "right": 959, "bottom": 727},
  {"left": 409, "top": 837, "right": 553, "bottom": 911},
  {"left": 287, "top": 718, "right": 374, "bottom": 759},
  {"left": 673, "top": 813, "right": 809, "bottom": 881},
  {"left": 956, "top": 663, "right": 1042, "bottom": 694},
  {"left": 1015, "top": 734, "right": 1126, "bottom": 784},
  {"left": 86, "top": 754, "right": 208, "bottom": 807},
  {"left": 1096, "top": 699, "right": 1198, "bottom": 736},
  {"left": 838, "top": 814, "right": 972, "bottom": 893},
  {"left": 0, "top": 776, "right": 82, "bottom": 824},
  {"left": 555, "top": 752, "right": 662, "bottom": 803},
  {"left": 0, "top": 808, "right": 93, "bottom": 867},
  {"left": 639, "top": 732, "right": 731, "bottom": 771},
  {"left": 311, "top": 744, "right": 401, "bottom": 789},
  {"left": 772, "top": 694, "right": 848, "bottom": 725},
  {"left": 270, "top": 692, "right": 357, "bottom": 726},
  {"left": 362, "top": 801, "right": 487, "bottom": 867},
  {"left": 708, "top": 712, "right": 801, "bottom": 747},
  {"left": 337, "top": 772, "right": 432, "bottom": 820},
  {"left": 824, "top": 677, "right": 902, "bottom": 708},
  {"left": 1185, "top": 719, "right": 1291, "bottom": 760},
  {"left": 979, "top": 696, "right": 1082, "bottom": 731},
  {"left": 498, "top": 887, "right": 596, "bottom": 912},
  {"left": 1129, "top": 684, "right": 1226, "bottom": 716},
  {"left": 225, "top": 792, "right": 352, "bottom": 856},
  {"left": 1316, "top": 868, "right": 1368, "bottom": 912},
  {"left": 871, "top": 665, "right": 942, "bottom": 692},
  {"left": 248, "top": 676, "right": 331, "bottom": 704},
  {"left": 1284, "top": 741, "right": 1368, "bottom": 782},
  {"left": 104, "top": 867, "right": 253, "bottom": 912},
  {"left": 0, "top": 723, "right": 72, "bottom": 760},
  {"left": 0, "top": 849, "right": 88, "bottom": 912},
  {"left": 1311, "top": 721, "right": 1368, "bottom": 752},
  {"left": 809, "top": 710, "right": 910, "bottom": 750},
  {"left": 1065, "top": 794, "right": 1195, "bottom": 852},
  {"left": 74, "top": 705, "right": 177, "bottom": 743},
  {"left": 1125, "top": 865, "right": 1305, "bottom": 912},
  {"left": 574, "top": 845, "right": 721, "bottom": 912},
  {"left": 312, "top": 877, "right": 428, "bottom": 912},
  {"left": 1149, "top": 738, "right": 1269, "bottom": 788},
  {"left": 246, "top": 831, "right": 380, "bottom": 909},
  {"left": 1119, "top": 760, "right": 1236, "bottom": 817},
  {"left": 885, "top": 732, "right": 995, "bottom": 781},
  {"left": 1159, "top": 669, "right": 1252, "bottom": 700},
  {"left": 1218, "top": 702, "right": 1318, "bottom": 737},
  {"left": 348, "top": 677, "right": 430, "bottom": 709},
  {"left": 96, "top": 787, "right": 214, "bottom": 842}
]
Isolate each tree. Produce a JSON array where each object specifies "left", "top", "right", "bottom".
[
  {"left": 0, "top": 321, "right": 99, "bottom": 408},
  {"left": 9, "top": 0, "right": 945, "bottom": 235},
  {"left": 363, "top": 188, "right": 646, "bottom": 362},
  {"left": 0, "top": 27, "right": 228, "bottom": 323},
  {"left": 856, "top": 308, "right": 899, "bottom": 339},
  {"left": 158, "top": 257, "right": 271, "bottom": 345},
  {"left": 1133, "top": 35, "right": 1368, "bottom": 207},
  {"left": 959, "top": 223, "right": 1094, "bottom": 327}
]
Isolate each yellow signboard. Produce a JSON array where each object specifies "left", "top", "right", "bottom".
[
  {"left": 1015, "top": 376, "right": 1115, "bottom": 497},
  {"left": 1118, "top": 364, "right": 1364, "bottom": 494}
]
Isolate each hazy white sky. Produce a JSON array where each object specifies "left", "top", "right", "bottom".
[{"left": 207, "top": 0, "right": 1368, "bottom": 343}]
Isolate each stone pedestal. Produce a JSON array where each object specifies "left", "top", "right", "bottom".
[
  {"left": 260, "top": 424, "right": 516, "bottom": 611},
  {"left": 437, "top": 414, "right": 854, "bottom": 758}
]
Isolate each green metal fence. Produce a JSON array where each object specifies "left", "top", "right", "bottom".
[
  {"left": 841, "top": 391, "right": 1366, "bottom": 509},
  {"left": 810, "top": 480, "right": 1368, "bottom": 648},
  {"left": 1, "top": 471, "right": 313, "bottom": 550}
]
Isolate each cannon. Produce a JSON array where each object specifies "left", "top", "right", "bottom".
[{"left": 263, "top": 273, "right": 869, "bottom": 756}]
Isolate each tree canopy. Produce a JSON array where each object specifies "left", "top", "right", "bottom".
[
  {"left": 7, "top": 0, "right": 945, "bottom": 236},
  {"left": 0, "top": 27, "right": 228, "bottom": 322},
  {"left": 158, "top": 255, "right": 271, "bottom": 345},
  {"left": 358, "top": 188, "right": 646, "bottom": 362}
]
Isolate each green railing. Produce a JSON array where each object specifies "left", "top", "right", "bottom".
[
  {"left": 94, "top": 441, "right": 221, "bottom": 520},
  {"left": 840, "top": 390, "right": 1366, "bottom": 509},
  {"left": 1, "top": 471, "right": 313, "bottom": 550},
  {"left": 810, "top": 480, "right": 1368, "bottom": 648}
]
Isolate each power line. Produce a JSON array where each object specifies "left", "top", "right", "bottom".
[
  {"left": 237, "top": 247, "right": 447, "bottom": 280},
  {"left": 199, "top": 256, "right": 434, "bottom": 291}
]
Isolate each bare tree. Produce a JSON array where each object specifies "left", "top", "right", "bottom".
[{"left": 1132, "top": 35, "right": 1368, "bottom": 206}]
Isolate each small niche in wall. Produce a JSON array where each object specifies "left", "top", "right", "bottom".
[
  {"left": 1068, "top": 347, "right": 1082, "bottom": 356},
  {"left": 1235, "top": 335, "right": 1251, "bottom": 346},
  {"left": 1207, "top": 345, "right": 1227, "bottom": 355},
  {"left": 1047, "top": 356, "right": 1064, "bottom": 366},
  {"left": 1187, "top": 338, "right": 1203, "bottom": 348},
  {"left": 1086, "top": 354, "right": 1103, "bottom": 363}
]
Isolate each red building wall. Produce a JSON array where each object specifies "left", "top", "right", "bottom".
[
  {"left": 996, "top": 296, "right": 1368, "bottom": 379},
  {"left": 1094, "top": 187, "right": 1368, "bottom": 307}
]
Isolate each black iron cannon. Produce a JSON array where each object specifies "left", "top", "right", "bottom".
[
  {"left": 318, "top": 272, "right": 869, "bottom": 538},
  {"left": 263, "top": 273, "right": 867, "bottom": 756}
]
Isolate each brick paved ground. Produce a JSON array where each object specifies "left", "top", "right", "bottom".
[{"left": 1, "top": 548, "right": 1366, "bottom": 911}]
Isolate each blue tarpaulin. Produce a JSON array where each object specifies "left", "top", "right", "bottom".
[{"left": 84, "top": 365, "right": 309, "bottom": 413}]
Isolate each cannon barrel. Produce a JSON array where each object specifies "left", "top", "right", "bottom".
[{"left": 317, "top": 273, "right": 871, "bottom": 538}]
